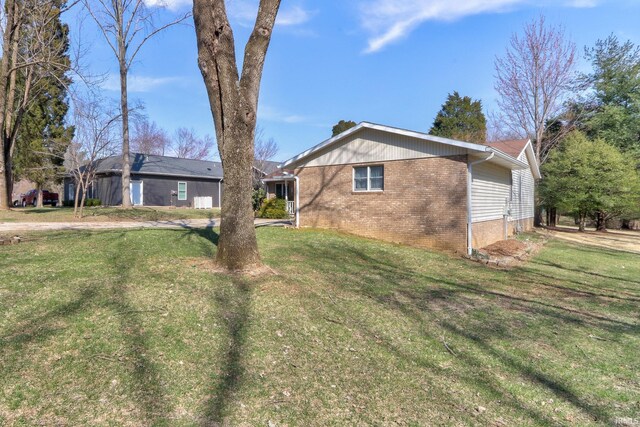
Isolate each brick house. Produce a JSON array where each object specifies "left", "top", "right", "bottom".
[{"left": 268, "top": 122, "right": 540, "bottom": 254}]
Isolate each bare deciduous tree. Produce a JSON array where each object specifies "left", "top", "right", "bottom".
[
  {"left": 494, "top": 15, "right": 576, "bottom": 163},
  {"left": 66, "top": 95, "right": 120, "bottom": 218},
  {"left": 171, "top": 127, "right": 214, "bottom": 160},
  {"left": 193, "top": 0, "right": 280, "bottom": 271},
  {"left": 253, "top": 126, "right": 278, "bottom": 186},
  {"left": 131, "top": 118, "right": 170, "bottom": 155},
  {"left": 83, "top": 0, "right": 190, "bottom": 208}
]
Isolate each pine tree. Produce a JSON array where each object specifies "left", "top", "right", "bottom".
[
  {"left": 581, "top": 35, "right": 640, "bottom": 159},
  {"left": 429, "top": 91, "right": 487, "bottom": 144},
  {"left": 13, "top": 0, "right": 73, "bottom": 204}
]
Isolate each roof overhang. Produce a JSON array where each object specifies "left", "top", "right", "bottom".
[
  {"left": 96, "top": 169, "right": 224, "bottom": 180},
  {"left": 280, "top": 122, "right": 531, "bottom": 172}
]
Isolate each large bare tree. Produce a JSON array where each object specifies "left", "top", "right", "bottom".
[
  {"left": 171, "top": 127, "right": 214, "bottom": 160},
  {"left": 193, "top": 0, "right": 280, "bottom": 271},
  {"left": 66, "top": 95, "right": 120, "bottom": 218},
  {"left": 494, "top": 15, "right": 576, "bottom": 163},
  {"left": 131, "top": 117, "right": 170, "bottom": 155},
  {"left": 83, "top": 0, "right": 189, "bottom": 208}
]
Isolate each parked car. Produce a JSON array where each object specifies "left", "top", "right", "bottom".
[{"left": 20, "top": 189, "right": 59, "bottom": 207}]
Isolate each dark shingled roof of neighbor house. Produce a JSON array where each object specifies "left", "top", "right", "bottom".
[{"left": 93, "top": 154, "right": 280, "bottom": 180}]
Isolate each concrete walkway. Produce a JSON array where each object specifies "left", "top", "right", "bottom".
[{"left": 0, "top": 218, "right": 293, "bottom": 233}]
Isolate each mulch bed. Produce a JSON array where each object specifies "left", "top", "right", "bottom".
[{"left": 468, "top": 236, "right": 545, "bottom": 268}]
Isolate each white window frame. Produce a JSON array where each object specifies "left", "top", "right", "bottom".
[
  {"left": 353, "top": 165, "right": 384, "bottom": 192},
  {"left": 177, "top": 181, "right": 187, "bottom": 201}
]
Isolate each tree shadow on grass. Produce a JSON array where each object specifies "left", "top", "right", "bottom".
[
  {"left": 299, "top": 239, "right": 636, "bottom": 424},
  {"left": 104, "top": 231, "right": 174, "bottom": 424},
  {"left": 200, "top": 276, "right": 252, "bottom": 426}
]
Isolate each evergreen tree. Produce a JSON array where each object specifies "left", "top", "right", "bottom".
[
  {"left": 539, "top": 131, "right": 640, "bottom": 231},
  {"left": 429, "top": 91, "right": 487, "bottom": 143},
  {"left": 581, "top": 35, "right": 640, "bottom": 159},
  {"left": 13, "top": 0, "right": 73, "bottom": 203},
  {"left": 332, "top": 120, "right": 357, "bottom": 136}
]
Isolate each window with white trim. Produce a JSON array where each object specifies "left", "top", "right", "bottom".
[
  {"left": 178, "top": 182, "right": 187, "bottom": 200},
  {"left": 353, "top": 165, "right": 384, "bottom": 191}
]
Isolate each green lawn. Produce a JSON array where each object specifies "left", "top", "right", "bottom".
[
  {"left": 0, "top": 206, "right": 220, "bottom": 223},
  {"left": 0, "top": 228, "right": 638, "bottom": 426}
]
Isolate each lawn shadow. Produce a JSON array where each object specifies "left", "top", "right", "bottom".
[
  {"left": 200, "top": 276, "right": 253, "bottom": 426},
  {"left": 299, "top": 238, "right": 634, "bottom": 425},
  {"left": 105, "top": 231, "right": 174, "bottom": 423}
]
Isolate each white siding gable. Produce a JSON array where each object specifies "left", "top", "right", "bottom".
[
  {"left": 301, "top": 128, "right": 467, "bottom": 167},
  {"left": 511, "top": 150, "right": 535, "bottom": 220},
  {"left": 471, "top": 162, "right": 511, "bottom": 223}
]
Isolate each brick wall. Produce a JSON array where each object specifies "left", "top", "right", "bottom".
[
  {"left": 295, "top": 156, "right": 468, "bottom": 253},
  {"left": 472, "top": 217, "right": 534, "bottom": 248}
]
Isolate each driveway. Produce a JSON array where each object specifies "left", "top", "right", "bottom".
[
  {"left": 545, "top": 227, "right": 640, "bottom": 255},
  {"left": 0, "top": 218, "right": 292, "bottom": 233}
]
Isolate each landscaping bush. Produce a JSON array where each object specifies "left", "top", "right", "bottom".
[
  {"left": 257, "top": 198, "right": 289, "bottom": 219},
  {"left": 252, "top": 188, "right": 266, "bottom": 211}
]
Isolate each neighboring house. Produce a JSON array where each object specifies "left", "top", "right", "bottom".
[
  {"left": 64, "top": 153, "right": 278, "bottom": 208},
  {"left": 268, "top": 122, "right": 540, "bottom": 254}
]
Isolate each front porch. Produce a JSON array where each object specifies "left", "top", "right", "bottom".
[{"left": 262, "top": 171, "right": 296, "bottom": 216}]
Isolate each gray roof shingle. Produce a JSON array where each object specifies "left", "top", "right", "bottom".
[{"left": 94, "top": 154, "right": 280, "bottom": 180}]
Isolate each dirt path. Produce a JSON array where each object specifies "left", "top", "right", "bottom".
[
  {"left": 0, "top": 218, "right": 292, "bottom": 233},
  {"left": 545, "top": 226, "right": 640, "bottom": 254}
]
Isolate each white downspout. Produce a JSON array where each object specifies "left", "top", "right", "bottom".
[
  {"left": 467, "top": 151, "right": 495, "bottom": 255},
  {"left": 294, "top": 176, "right": 300, "bottom": 228}
]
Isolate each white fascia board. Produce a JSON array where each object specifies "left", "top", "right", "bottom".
[
  {"left": 279, "top": 121, "right": 530, "bottom": 170},
  {"left": 523, "top": 140, "right": 542, "bottom": 179},
  {"left": 489, "top": 149, "right": 529, "bottom": 170},
  {"left": 279, "top": 122, "right": 495, "bottom": 169},
  {"left": 262, "top": 176, "right": 296, "bottom": 182},
  {"left": 279, "top": 122, "right": 370, "bottom": 169}
]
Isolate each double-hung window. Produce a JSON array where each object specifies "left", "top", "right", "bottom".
[
  {"left": 178, "top": 182, "right": 187, "bottom": 201},
  {"left": 353, "top": 165, "right": 384, "bottom": 192}
]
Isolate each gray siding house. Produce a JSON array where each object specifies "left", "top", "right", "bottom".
[
  {"left": 65, "top": 153, "right": 278, "bottom": 208},
  {"left": 65, "top": 154, "right": 224, "bottom": 207}
]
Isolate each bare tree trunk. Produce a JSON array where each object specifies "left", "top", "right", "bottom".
[
  {"left": 36, "top": 185, "right": 43, "bottom": 208},
  {"left": 578, "top": 213, "right": 586, "bottom": 232},
  {"left": 118, "top": 17, "right": 132, "bottom": 208},
  {"left": 0, "top": 0, "right": 17, "bottom": 210},
  {"left": 216, "top": 125, "right": 262, "bottom": 270},
  {"left": 73, "top": 179, "right": 81, "bottom": 217},
  {"left": 596, "top": 211, "right": 607, "bottom": 232},
  {"left": 193, "top": 0, "right": 280, "bottom": 271},
  {"left": 549, "top": 207, "right": 557, "bottom": 227}
]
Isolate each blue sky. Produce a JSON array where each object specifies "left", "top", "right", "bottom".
[{"left": 68, "top": 0, "right": 640, "bottom": 161}]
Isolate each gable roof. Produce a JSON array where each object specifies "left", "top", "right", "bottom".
[
  {"left": 487, "top": 139, "right": 541, "bottom": 179},
  {"left": 280, "top": 122, "right": 535, "bottom": 174},
  {"left": 485, "top": 139, "right": 529, "bottom": 158},
  {"left": 94, "top": 153, "right": 225, "bottom": 179}
]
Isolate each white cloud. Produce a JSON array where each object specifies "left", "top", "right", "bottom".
[
  {"left": 102, "top": 74, "right": 180, "bottom": 93},
  {"left": 360, "top": 0, "right": 602, "bottom": 54},
  {"left": 259, "top": 105, "right": 307, "bottom": 124},
  {"left": 565, "top": 0, "right": 599, "bottom": 7},
  {"left": 276, "top": 5, "right": 312, "bottom": 26},
  {"left": 143, "top": 0, "right": 191, "bottom": 12}
]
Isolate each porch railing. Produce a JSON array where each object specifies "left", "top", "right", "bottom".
[{"left": 286, "top": 201, "right": 295, "bottom": 215}]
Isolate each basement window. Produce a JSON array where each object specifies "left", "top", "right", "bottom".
[{"left": 353, "top": 165, "right": 384, "bottom": 192}]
